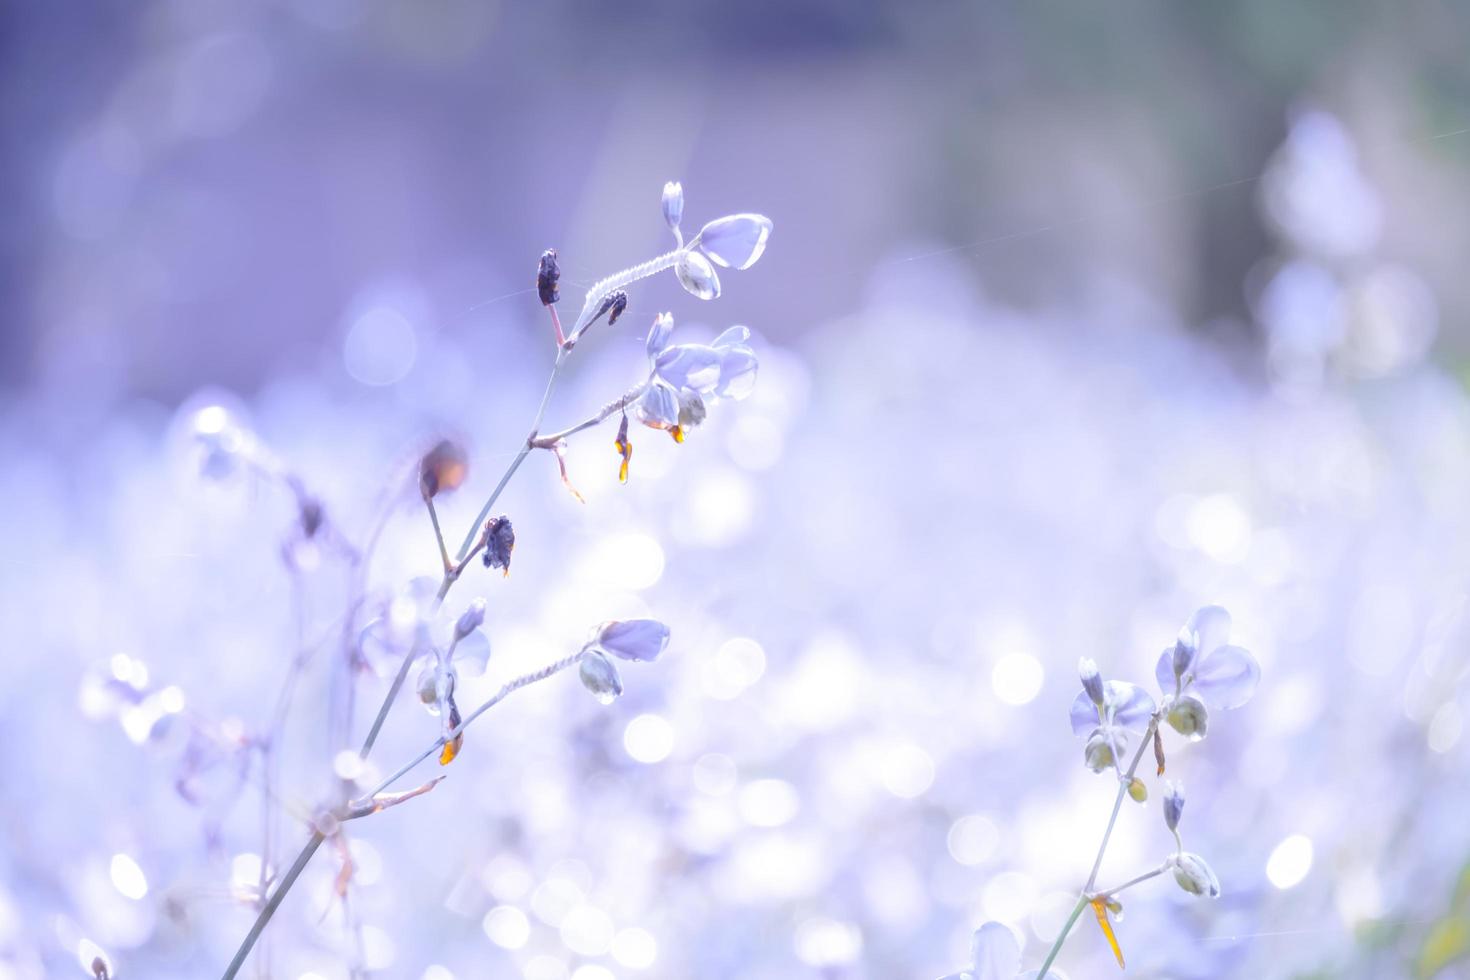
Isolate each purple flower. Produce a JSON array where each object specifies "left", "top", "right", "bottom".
[
  {"left": 692, "top": 213, "right": 773, "bottom": 270},
  {"left": 1154, "top": 606, "right": 1260, "bottom": 740},
  {"left": 594, "top": 619, "right": 670, "bottom": 663},
  {"left": 637, "top": 316, "right": 759, "bottom": 436}
]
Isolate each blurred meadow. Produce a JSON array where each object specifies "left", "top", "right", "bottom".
[{"left": 4, "top": 2, "right": 1470, "bottom": 978}]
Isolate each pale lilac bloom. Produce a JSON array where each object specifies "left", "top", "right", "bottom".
[
  {"left": 1154, "top": 606, "right": 1259, "bottom": 740},
  {"left": 1070, "top": 657, "right": 1155, "bottom": 773},
  {"left": 592, "top": 619, "right": 670, "bottom": 662},
  {"left": 936, "top": 921, "right": 1067, "bottom": 980},
  {"left": 691, "top": 213, "right": 773, "bottom": 270},
  {"left": 638, "top": 317, "right": 759, "bottom": 432}
]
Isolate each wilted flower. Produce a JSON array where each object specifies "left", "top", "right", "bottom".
[
  {"left": 1155, "top": 606, "right": 1259, "bottom": 740},
  {"left": 1168, "top": 851, "right": 1221, "bottom": 898},
  {"left": 614, "top": 413, "right": 632, "bottom": 484},
  {"left": 481, "top": 516, "right": 515, "bottom": 574},
  {"left": 936, "top": 921, "right": 1067, "bottom": 980},
  {"left": 537, "top": 248, "right": 561, "bottom": 306},
  {"left": 419, "top": 439, "right": 468, "bottom": 499}
]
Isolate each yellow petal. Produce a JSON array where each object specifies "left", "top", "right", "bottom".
[{"left": 1092, "top": 898, "right": 1125, "bottom": 968}]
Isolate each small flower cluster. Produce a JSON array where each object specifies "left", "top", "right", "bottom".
[{"left": 945, "top": 606, "right": 1260, "bottom": 977}]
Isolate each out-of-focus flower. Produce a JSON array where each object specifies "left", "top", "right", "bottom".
[
  {"left": 936, "top": 921, "right": 1067, "bottom": 980},
  {"left": 1155, "top": 606, "right": 1259, "bottom": 741},
  {"left": 419, "top": 439, "right": 468, "bottom": 499},
  {"left": 1168, "top": 852, "right": 1221, "bottom": 898}
]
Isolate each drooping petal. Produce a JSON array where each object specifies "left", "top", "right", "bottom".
[
  {"left": 655, "top": 343, "right": 723, "bottom": 394},
  {"left": 452, "top": 629, "right": 491, "bottom": 677},
  {"left": 695, "top": 213, "right": 773, "bottom": 270},
  {"left": 637, "top": 380, "right": 680, "bottom": 429},
  {"left": 596, "top": 619, "right": 671, "bottom": 662},
  {"left": 675, "top": 250, "right": 721, "bottom": 300},
  {"left": 711, "top": 325, "right": 751, "bottom": 349},
  {"left": 1185, "top": 605, "right": 1233, "bottom": 658},
  {"left": 1192, "top": 644, "right": 1260, "bottom": 709},
  {"left": 715, "top": 346, "right": 759, "bottom": 400},
  {"left": 646, "top": 312, "right": 675, "bottom": 359},
  {"left": 1070, "top": 690, "right": 1101, "bottom": 736},
  {"left": 968, "top": 921, "right": 1023, "bottom": 980},
  {"left": 1105, "top": 681, "right": 1156, "bottom": 732}
]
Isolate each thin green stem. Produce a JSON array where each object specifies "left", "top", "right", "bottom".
[
  {"left": 455, "top": 348, "right": 568, "bottom": 561},
  {"left": 1092, "top": 865, "right": 1166, "bottom": 900},
  {"left": 1038, "top": 716, "right": 1159, "bottom": 974},
  {"left": 1036, "top": 896, "right": 1088, "bottom": 978},
  {"left": 220, "top": 831, "right": 325, "bottom": 980},
  {"left": 424, "top": 495, "right": 451, "bottom": 572},
  {"left": 349, "top": 650, "right": 585, "bottom": 807}
]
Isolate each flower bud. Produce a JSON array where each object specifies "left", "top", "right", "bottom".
[
  {"left": 675, "top": 249, "right": 721, "bottom": 301},
  {"left": 579, "top": 650, "right": 623, "bottom": 705},
  {"left": 1084, "top": 729, "right": 1119, "bottom": 773},
  {"left": 662, "top": 181, "right": 684, "bottom": 232},
  {"left": 454, "top": 598, "right": 486, "bottom": 640},
  {"left": 1169, "top": 852, "right": 1221, "bottom": 898},
  {"left": 537, "top": 248, "right": 561, "bottom": 306},
  {"left": 1166, "top": 693, "right": 1210, "bottom": 741},
  {"left": 1162, "top": 781, "right": 1185, "bottom": 832},
  {"left": 1079, "top": 657, "right": 1105, "bottom": 706},
  {"left": 1127, "top": 776, "right": 1148, "bottom": 803},
  {"left": 1171, "top": 627, "right": 1197, "bottom": 682}
]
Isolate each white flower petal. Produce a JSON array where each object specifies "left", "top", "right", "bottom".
[
  {"left": 712, "top": 325, "right": 751, "bottom": 349},
  {"left": 1193, "top": 644, "right": 1260, "bottom": 709},
  {"left": 715, "top": 346, "right": 759, "bottom": 401},
  {"left": 637, "top": 381, "right": 680, "bottom": 429},
  {"left": 1105, "top": 680, "right": 1156, "bottom": 731},
  {"left": 661, "top": 181, "right": 683, "bottom": 232},
  {"left": 1069, "top": 690, "right": 1100, "bottom": 737},
  {"left": 1185, "top": 605, "right": 1233, "bottom": 658},
  {"left": 645, "top": 313, "right": 675, "bottom": 359},
  {"left": 1154, "top": 646, "right": 1177, "bottom": 696},
  {"left": 695, "top": 213, "right": 773, "bottom": 270},
  {"left": 597, "top": 619, "right": 671, "bottom": 662},
  {"left": 969, "top": 921, "right": 1022, "bottom": 980},
  {"left": 655, "top": 343, "right": 723, "bottom": 394}
]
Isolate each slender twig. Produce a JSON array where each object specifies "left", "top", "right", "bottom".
[
  {"left": 220, "top": 831, "right": 326, "bottom": 980},
  {"left": 455, "top": 347, "right": 569, "bottom": 562},
  {"left": 1036, "top": 716, "right": 1159, "bottom": 976},
  {"left": 1092, "top": 865, "right": 1166, "bottom": 900},
  {"left": 349, "top": 650, "right": 587, "bottom": 808},
  {"left": 424, "top": 495, "right": 451, "bottom": 573},
  {"left": 530, "top": 380, "right": 651, "bottom": 449}
]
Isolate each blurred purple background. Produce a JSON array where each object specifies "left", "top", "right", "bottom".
[{"left": 6, "top": 3, "right": 1470, "bottom": 979}]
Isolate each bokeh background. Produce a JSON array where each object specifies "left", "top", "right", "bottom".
[{"left": 5, "top": 2, "right": 1470, "bottom": 978}]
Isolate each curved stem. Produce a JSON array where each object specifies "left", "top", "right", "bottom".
[
  {"left": 1036, "top": 896, "right": 1088, "bottom": 978},
  {"left": 1092, "top": 865, "right": 1166, "bottom": 900},
  {"left": 350, "top": 650, "right": 586, "bottom": 807},
  {"left": 220, "top": 831, "right": 325, "bottom": 980}
]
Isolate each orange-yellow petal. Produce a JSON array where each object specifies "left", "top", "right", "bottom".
[{"left": 1092, "top": 897, "right": 1125, "bottom": 968}]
